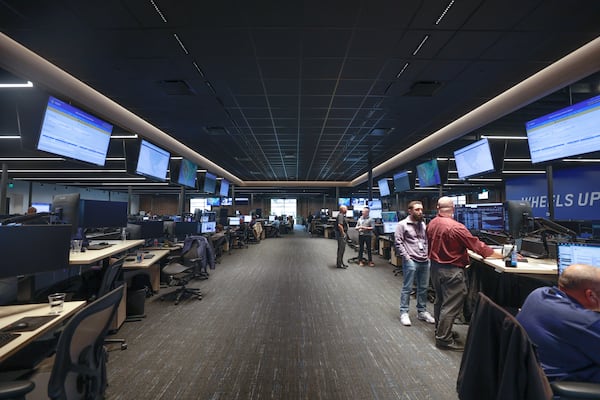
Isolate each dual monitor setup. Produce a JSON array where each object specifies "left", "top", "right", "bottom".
[{"left": 31, "top": 95, "right": 229, "bottom": 195}]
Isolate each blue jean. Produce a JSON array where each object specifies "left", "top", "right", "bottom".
[
  {"left": 400, "top": 258, "right": 430, "bottom": 314},
  {"left": 358, "top": 235, "right": 372, "bottom": 261}
]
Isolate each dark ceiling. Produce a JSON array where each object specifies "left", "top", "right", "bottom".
[{"left": 1, "top": 0, "right": 599, "bottom": 196}]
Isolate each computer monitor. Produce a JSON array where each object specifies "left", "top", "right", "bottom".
[
  {"left": 228, "top": 217, "right": 241, "bottom": 226},
  {"left": 135, "top": 139, "right": 170, "bottom": 181},
  {"left": 377, "top": 178, "right": 391, "bottom": 197},
  {"left": 504, "top": 200, "right": 533, "bottom": 239},
  {"left": 79, "top": 199, "right": 127, "bottom": 229},
  {"left": 219, "top": 179, "right": 230, "bottom": 197},
  {"left": 173, "top": 222, "right": 199, "bottom": 238},
  {"left": 416, "top": 159, "right": 442, "bottom": 187},
  {"left": 368, "top": 199, "right": 382, "bottom": 219},
  {"left": 206, "top": 197, "right": 221, "bottom": 207},
  {"left": 0, "top": 225, "right": 72, "bottom": 278},
  {"left": 381, "top": 211, "right": 399, "bottom": 234},
  {"left": 332, "top": 211, "right": 339, "bottom": 218},
  {"left": 201, "top": 172, "right": 217, "bottom": 194},
  {"left": 201, "top": 221, "right": 216, "bottom": 234},
  {"left": 242, "top": 215, "right": 252, "bottom": 223},
  {"left": 557, "top": 242, "right": 600, "bottom": 276},
  {"left": 345, "top": 209, "right": 354, "bottom": 218},
  {"left": 51, "top": 193, "right": 80, "bottom": 235},
  {"left": 268, "top": 215, "right": 276, "bottom": 222},
  {"left": 393, "top": 171, "right": 412, "bottom": 193},
  {"left": 338, "top": 197, "right": 351, "bottom": 207},
  {"left": 37, "top": 96, "right": 112, "bottom": 166},
  {"left": 31, "top": 202, "right": 51, "bottom": 213},
  {"left": 139, "top": 221, "right": 164, "bottom": 239},
  {"left": 454, "top": 138, "right": 495, "bottom": 180},
  {"left": 169, "top": 158, "right": 197, "bottom": 189}
]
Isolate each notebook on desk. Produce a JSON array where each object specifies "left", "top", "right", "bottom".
[{"left": 87, "top": 243, "right": 113, "bottom": 250}]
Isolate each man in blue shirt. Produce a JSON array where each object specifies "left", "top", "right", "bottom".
[{"left": 517, "top": 263, "right": 600, "bottom": 383}]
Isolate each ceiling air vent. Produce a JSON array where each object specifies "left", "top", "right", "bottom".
[
  {"left": 204, "top": 126, "right": 228, "bottom": 136},
  {"left": 404, "top": 81, "right": 443, "bottom": 97},
  {"left": 159, "top": 79, "right": 195, "bottom": 95}
]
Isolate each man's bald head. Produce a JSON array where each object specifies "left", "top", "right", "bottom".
[
  {"left": 437, "top": 196, "right": 455, "bottom": 216},
  {"left": 559, "top": 264, "right": 600, "bottom": 311}
]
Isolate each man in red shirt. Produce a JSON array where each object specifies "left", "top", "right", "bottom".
[{"left": 427, "top": 196, "right": 503, "bottom": 351}]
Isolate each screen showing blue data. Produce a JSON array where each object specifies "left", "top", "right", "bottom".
[
  {"left": 526, "top": 93, "right": 600, "bottom": 164},
  {"left": 178, "top": 158, "right": 197, "bottom": 188},
  {"left": 37, "top": 96, "right": 113, "bottom": 166},
  {"left": 416, "top": 159, "right": 441, "bottom": 187}
]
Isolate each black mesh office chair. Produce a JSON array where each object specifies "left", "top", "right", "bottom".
[
  {"left": 0, "top": 285, "right": 124, "bottom": 400},
  {"left": 95, "top": 257, "right": 127, "bottom": 350},
  {"left": 160, "top": 240, "right": 203, "bottom": 305},
  {"left": 457, "top": 292, "right": 600, "bottom": 400}
]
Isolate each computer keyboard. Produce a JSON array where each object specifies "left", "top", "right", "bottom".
[
  {"left": 143, "top": 254, "right": 155, "bottom": 259},
  {"left": 0, "top": 332, "right": 20, "bottom": 348}
]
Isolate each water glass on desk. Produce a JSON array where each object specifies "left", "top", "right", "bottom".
[
  {"left": 48, "top": 292, "right": 66, "bottom": 314},
  {"left": 71, "top": 240, "right": 82, "bottom": 253}
]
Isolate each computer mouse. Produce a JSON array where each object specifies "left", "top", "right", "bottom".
[{"left": 14, "top": 322, "right": 29, "bottom": 330}]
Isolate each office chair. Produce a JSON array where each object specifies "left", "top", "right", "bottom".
[
  {"left": 230, "top": 226, "right": 248, "bottom": 249},
  {"left": 0, "top": 285, "right": 124, "bottom": 400},
  {"left": 94, "top": 257, "right": 127, "bottom": 351},
  {"left": 159, "top": 240, "right": 203, "bottom": 305},
  {"left": 457, "top": 292, "right": 600, "bottom": 400}
]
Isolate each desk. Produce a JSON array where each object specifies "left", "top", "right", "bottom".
[
  {"left": 466, "top": 251, "right": 557, "bottom": 313},
  {"left": 69, "top": 240, "right": 145, "bottom": 265},
  {"left": 0, "top": 301, "right": 86, "bottom": 364},
  {"left": 123, "top": 249, "right": 170, "bottom": 292}
]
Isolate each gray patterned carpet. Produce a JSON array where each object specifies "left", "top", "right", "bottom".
[{"left": 106, "top": 229, "right": 464, "bottom": 400}]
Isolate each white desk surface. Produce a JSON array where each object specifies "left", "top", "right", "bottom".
[
  {"left": 122, "top": 249, "right": 170, "bottom": 269},
  {"left": 469, "top": 251, "right": 557, "bottom": 275},
  {"left": 69, "top": 240, "right": 145, "bottom": 265},
  {"left": 0, "top": 301, "right": 86, "bottom": 363}
]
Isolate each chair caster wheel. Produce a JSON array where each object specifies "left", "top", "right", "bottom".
[{"left": 121, "top": 343, "right": 128, "bottom": 350}]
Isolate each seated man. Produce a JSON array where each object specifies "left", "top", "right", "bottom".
[{"left": 517, "top": 263, "right": 600, "bottom": 383}]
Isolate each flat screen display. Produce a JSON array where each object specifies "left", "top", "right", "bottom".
[
  {"left": 31, "top": 202, "right": 51, "bottom": 213},
  {"left": 526, "top": 93, "right": 600, "bottom": 164},
  {"left": 206, "top": 197, "right": 220, "bottom": 206},
  {"left": 381, "top": 211, "right": 399, "bottom": 234},
  {"left": 377, "top": 178, "right": 391, "bottom": 197},
  {"left": 416, "top": 159, "right": 441, "bottom": 187},
  {"left": 338, "top": 197, "right": 351, "bottom": 207},
  {"left": 201, "top": 221, "right": 216, "bottom": 233},
  {"left": 178, "top": 158, "right": 197, "bottom": 188},
  {"left": 368, "top": 199, "right": 382, "bottom": 219},
  {"left": 351, "top": 198, "right": 368, "bottom": 208},
  {"left": 557, "top": 242, "right": 600, "bottom": 275},
  {"left": 219, "top": 179, "right": 230, "bottom": 197},
  {"left": 454, "top": 138, "right": 495, "bottom": 179},
  {"left": 37, "top": 96, "right": 112, "bottom": 166},
  {"left": 136, "top": 140, "right": 170, "bottom": 181},
  {"left": 393, "top": 171, "right": 411, "bottom": 193},
  {"left": 203, "top": 172, "right": 217, "bottom": 194},
  {"left": 228, "top": 217, "right": 240, "bottom": 226},
  {"left": 79, "top": 199, "right": 127, "bottom": 229}
]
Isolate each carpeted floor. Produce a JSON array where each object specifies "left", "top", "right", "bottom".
[{"left": 106, "top": 228, "right": 464, "bottom": 399}]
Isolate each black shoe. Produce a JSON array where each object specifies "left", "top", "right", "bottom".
[
  {"left": 336, "top": 265, "right": 346, "bottom": 269},
  {"left": 452, "top": 331, "right": 460, "bottom": 340},
  {"left": 435, "top": 340, "right": 464, "bottom": 352},
  {"left": 342, "top": 264, "right": 349, "bottom": 268}
]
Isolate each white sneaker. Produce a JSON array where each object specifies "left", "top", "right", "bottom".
[
  {"left": 400, "top": 313, "right": 412, "bottom": 326},
  {"left": 418, "top": 311, "right": 435, "bottom": 324}
]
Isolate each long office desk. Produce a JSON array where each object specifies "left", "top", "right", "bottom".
[
  {"left": 0, "top": 301, "right": 86, "bottom": 363},
  {"left": 123, "top": 249, "right": 170, "bottom": 292},
  {"left": 466, "top": 251, "right": 558, "bottom": 313},
  {"left": 69, "top": 240, "right": 145, "bottom": 265}
]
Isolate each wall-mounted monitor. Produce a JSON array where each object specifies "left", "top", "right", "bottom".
[
  {"left": 526, "top": 93, "right": 600, "bottom": 164},
  {"left": 454, "top": 138, "right": 495, "bottom": 180},
  {"left": 351, "top": 198, "right": 368, "bottom": 208},
  {"left": 206, "top": 197, "right": 220, "bottom": 206},
  {"left": 219, "top": 179, "right": 230, "bottom": 197},
  {"left": 377, "top": 178, "right": 391, "bottom": 197},
  {"left": 393, "top": 171, "right": 411, "bottom": 193},
  {"left": 37, "top": 96, "right": 112, "bottom": 166},
  {"left": 136, "top": 139, "right": 170, "bottom": 181},
  {"left": 416, "top": 159, "right": 442, "bottom": 187},
  {"left": 201, "top": 172, "right": 217, "bottom": 194},
  {"left": 338, "top": 197, "right": 351, "bottom": 207},
  {"left": 175, "top": 158, "right": 197, "bottom": 188}
]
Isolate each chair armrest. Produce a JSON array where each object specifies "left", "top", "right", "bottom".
[
  {"left": 0, "top": 380, "right": 35, "bottom": 399},
  {"left": 551, "top": 381, "right": 600, "bottom": 399}
]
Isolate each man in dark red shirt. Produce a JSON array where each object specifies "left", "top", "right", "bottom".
[{"left": 427, "top": 196, "right": 503, "bottom": 351}]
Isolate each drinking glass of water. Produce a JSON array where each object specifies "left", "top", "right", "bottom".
[{"left": 48, "top": 292, "right": 66, "bottom": 314}]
